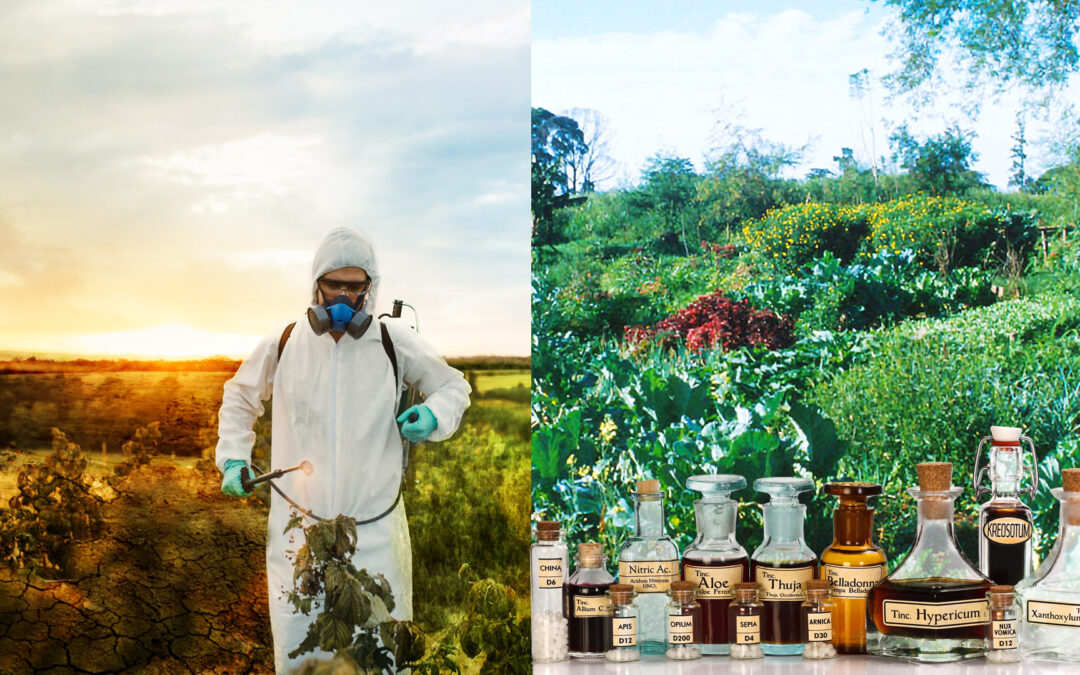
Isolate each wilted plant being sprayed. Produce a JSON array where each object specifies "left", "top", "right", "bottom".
[{"left": 284, "top": 513, "right": 431, "bottom": 674}]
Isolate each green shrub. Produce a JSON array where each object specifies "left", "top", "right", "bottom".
[
  {"left": 810, "top": 297, "right": 1080, "bottom": 560},
  {"left": 742, "top": 202, "right": 870, "bottom": 269}
]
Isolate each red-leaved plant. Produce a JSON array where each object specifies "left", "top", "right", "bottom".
[{"left": 625, "top": 291, "right": 794, "bottom": 352}]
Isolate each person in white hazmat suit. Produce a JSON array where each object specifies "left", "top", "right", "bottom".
[{"left": 215, "top": 227, "right": 470, "bottom": 673}]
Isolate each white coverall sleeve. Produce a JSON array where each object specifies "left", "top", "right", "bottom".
[
  {"left": 390, "top": 322, "right": 471, "bottom": 442},
  {"left": 214, "top": 327, "right": 283, "bottom": 473}
]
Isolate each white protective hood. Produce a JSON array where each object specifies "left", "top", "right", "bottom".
[{"left": 310, "top": 226, "right": 381, "bottom": 310}]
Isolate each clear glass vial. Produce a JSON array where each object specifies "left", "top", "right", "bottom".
[
  {"left": 728, "top": 581, "right": 764, "bottom": 660},
  {"left": 801, "top": 579, "right": 837, "bottom": 659},
  {"left": 1016, "top": 468, "right": 1080, "bottom": 663},
  {"left": 617, "top": 479, "right": 680, "bottom": 655},
  {"left": 819, "top": 481, "right": 887, "bottom": 654},
  {"left": 531, "top": 520, "right": 569, "bottom": 662},
  {"left": 605, "top": 584, "right": 640, "bottom": 662},
  {"left": 565, "top": 542, "right": 615, "bottom": 659},
  {"left": 750, "top": 476, "right": 817, "bottom": 656},
  {"left": 986, "top": 585, "right": 1021, "bottom": 663},
  {"left": 868, "top": 462, "right": 992, "bottom": 662},
  {"left": 680, "top": 474, "right": 750, "bottom": 656},
  {"left": 666, "top": 580, "right": 702, "bottom": 660},
  {"left": 973, "top": 425, "right": 1038, "bottom": 586}
]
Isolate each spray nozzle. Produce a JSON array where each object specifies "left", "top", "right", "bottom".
[
  {"left": 754, "top": 476, "right": 813, "bottom": 506},
  {"left": 687, "top": 474, "right": 745, "bottom": 503}
]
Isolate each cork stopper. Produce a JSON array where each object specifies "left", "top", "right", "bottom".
[
  {"left": 805, "top": 578, "right": 830, "bottom": 599},
  {"left": 733, "top": 581, "right": 759, "bottom": 601},
  {"left": 917, "top": 462, "right": 953, "bottom": 491},
  {"left": 577, "top": 542, "right": 604, "bottom": 567},
  {"left": 1063, "top": 469, "right": 1080, "bottom": 493},
  {"left": 636, "top": 479, "right": 661, "bottom": 494},
  {"left": 609, "top": 583, "right": 635, "bottom": 605},
  {"left": 535, "top": 520, "right": 561, "bottom": 541},
  {"left": 670, "top": 580, "right": 696, "bottom": 603},
  {"left": 989, "top": 585, "right": 1014, "bottom": 608}
]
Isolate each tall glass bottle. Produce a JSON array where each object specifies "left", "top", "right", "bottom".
[
  {"left": 617, "top": 479, "right": 680, "bottom": 655},
  {"left": 868, "top": 462, "right": 992, "bottom": 662},
  {"left": 531, "top": 520, "right": 569, "bottom": 662},
  {"left": 973, "top": 425, "right": 1038, "bottom": 585},
  {"left": 680, "top": 474, "right": 749, "bottom": 655},
  {"left": 819, "top": 481, "right": 887, "bottom": 654},
  {"left": 564, "top": 542, "right": 614, "bottom": 659},
  {"left": 1016, "top": 468, "right": 1080, "bottom": 662},
  {"left": 750, "top": 477, "right": 817, "bottom": 656}
]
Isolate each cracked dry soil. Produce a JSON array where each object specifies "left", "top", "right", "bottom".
[{"left": 0, "top": 464, "right": 275, "bottom": 673}]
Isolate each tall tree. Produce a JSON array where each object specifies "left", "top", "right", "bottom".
[
  {"left": 890, "top": 124, "right": 988, "bottom": 195},
  {"left": 531, "top": 107, "right": 586, "bottom": 245},
  {"left": 876, "top": 0, "right": 1080, "bottom": 100},
  {"left": 564, "top": 108, "right": 616, "bottom": 193}
]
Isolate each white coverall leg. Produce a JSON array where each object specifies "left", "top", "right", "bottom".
[{"left": 216, "top": 227, "right": 470, "bottom": 674}]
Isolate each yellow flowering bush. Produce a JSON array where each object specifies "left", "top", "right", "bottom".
[
  {"left": 742, "top": 202, "right": 870, "bottom": 270},
  {"left": 863, "top": 195, "right": 1002, "bottom": 270}
]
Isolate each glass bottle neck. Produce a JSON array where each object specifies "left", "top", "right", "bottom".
[
  {"left": 763, "top": 503, "right": 806, "bottom": 543},
  {"left": 693, "top": 498, "right": 737, "bottom": 542},
  {"left": 634, "top": 497, "right": 667, "bottom": 538},
  {"left": 989, "top": 447, "right": 1022, "bottom": 496},
  {"left": 832, "top": 499, "right": 874, "bottom": 547}
]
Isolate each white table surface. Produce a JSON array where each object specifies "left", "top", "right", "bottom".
[{"left": 533, "top": 654, "right": 1078, "bottom": 674}]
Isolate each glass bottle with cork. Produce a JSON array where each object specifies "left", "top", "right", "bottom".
[
  {"left": 605, "top": 583, "right": 640, "bottom": 662},
  {"left": 986, "top": 585, "right": 1021, "bottom": 663},
  {"left": 1016, "top": 468, "right": 1080, "bottom": 662},
  {"left": 867, "top": 462, "right": 992, "bottom": 662},
  {"left": 531, "top": 520, "right": 569, "bottom": 662},
  {"left": 801, "top": 578, "right": 837, "bottom": 659},
  {"left": 750, "top": 477, "right": 817, "bottom": 655},
  {"left": 728, "top": 581, "right": 764, "bottom": 659},
  {"left": 973, "top": 425, "right": 1038, "bottom": 585},
  {"left": 819, "top": 481, "right": 887, "bottom": 654},
  {"left": 666, "top": 580, "right": 703, "bottom": 660},
  {"left": 617, "top": 478, "right": 681, "bottom": 655},
  {"left": 564, "top": 541, "right": 614, "bottom": 659},
  {"left": 680, "top": 474, "right": 749, "bottom": 656}
]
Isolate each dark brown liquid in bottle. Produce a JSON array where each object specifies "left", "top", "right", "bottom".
[
  {"left": 680, "top": 555, "right": 749, "bottom": 647},
  {"left": 982, "top": 505, "right": 1032, "bottom": 586},
  {"left": 564, "top": 582, "right": 612, "bottom": 654},
  {"left": 750, "top": 560, "right": 815, "bottom": 646},
  {"left": 869, "top": 577, "right": 991, "bottom": 640}
]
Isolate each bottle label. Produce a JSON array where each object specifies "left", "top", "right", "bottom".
[
  {"left": 668, "top": 614, "right": 694, "bottom": 644},
  {"left": 881, "top": 599, "right": 989, "bottom": 629},
  {"left": 535, "top": 557, "right": 564, "bottom": 589},
  {"left": 619, "top": 559, "right": 679, "bottom": 593},
  {"left": 754, "top": 565, "right": 815, "bottom": 601},
  {"left": 991, "top": 619, "right": 1017, "bottom": 650},
  {"left": 612, "top": 616, "right": 637, "bottom": 647},
  {"left": 735, "top": 615, "right": 760, "bottom": 644},
  {"left": 822, "top": 563, "right": 884, "bottom": 599},
  {"left": 683, "top": 563, "right": 744, "bottom": 599},
  {"left": 1027, "top": 600, "right": 1080, "bottom": 627},
  {"left": 573, "top": 595, "right": 613, "bottom": 617},
  {"left": 984, "top": 517, "right": 1032, "bottom": 545},
  {"left": 806, "top": 611, "right": 833, "bottom": 642}
]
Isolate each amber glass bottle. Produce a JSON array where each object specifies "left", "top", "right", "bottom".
[{"left": 819, "top": 482, "right": 887, "bottom": 654}]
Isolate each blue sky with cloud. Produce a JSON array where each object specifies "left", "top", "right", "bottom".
[
  {"left": 0, "top": 1, "right": 529, "bottom": 358},
  {"left": 533, "top": 0, "right": 1079, "bottom": 191}
]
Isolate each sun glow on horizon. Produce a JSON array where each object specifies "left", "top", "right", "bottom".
[{"left": 55, "top": 324, "right": 261, "bottom": 359}]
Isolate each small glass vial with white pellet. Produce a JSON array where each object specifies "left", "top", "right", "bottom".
[
  {"left": 986, "top": 585, "right": 1021, "bottom": 663},
  {"left": 800, "top": 579, "right": 837, "bottom": 659},
  {"left": 728, "top": 582, "right": 764, "bottom": 659},
  {"left": 530, "top": 520, "right": 568, "bottom": 662},
  {"left": 666, "top": 580, "right": 703, "bottom": 660},
  {"left": 605, "top": 584, "right": 640, "bottom": 662}
]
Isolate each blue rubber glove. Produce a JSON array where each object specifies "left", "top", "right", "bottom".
[
  {"left": 221, "top": 459, "right": 252, "bottom": 498},
  {"left": 397, "top": 405, "right": 438, "bottom": 443}
]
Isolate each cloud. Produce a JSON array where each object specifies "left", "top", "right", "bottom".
[{"left": 0, "top": 0, "right": 529, "bottom": 356}]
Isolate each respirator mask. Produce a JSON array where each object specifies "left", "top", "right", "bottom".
[{"left": 307, "top": 277, "right": 373, "bottom": 338}]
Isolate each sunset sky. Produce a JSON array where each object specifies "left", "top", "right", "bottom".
[{"left": 0, "top": 1, "right": 529, "bottom": 359}]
